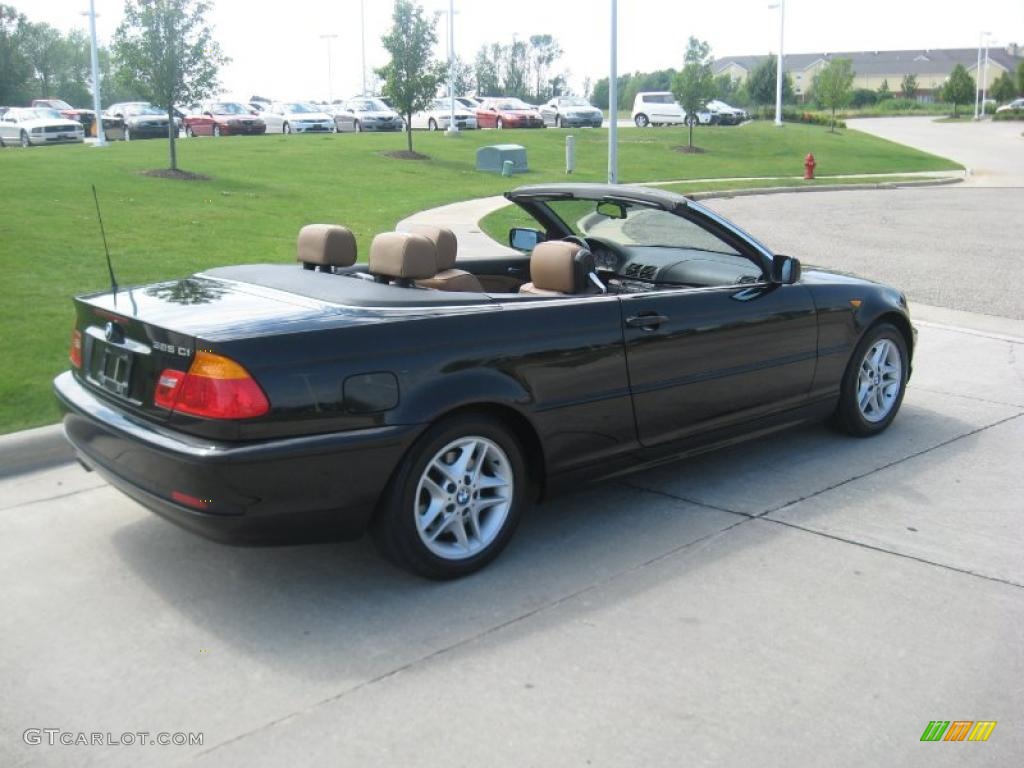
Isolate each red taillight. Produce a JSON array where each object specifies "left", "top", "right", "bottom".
[
  {"left": 70, "top": 329, "right": 83, "bottom": 368},
  {"left": 154, "top": 351, "right": 269, "bottom": 419}
]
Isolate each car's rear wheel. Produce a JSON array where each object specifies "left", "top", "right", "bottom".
[
  {"left": 354, "top": 120, "right": 362, "bottom": 133},
  {"left": 213, "top": 124, "right": 221, "bottom": 137},
  {"left": 496, "top": 117, "right": 504, "bottom": 129},
  {"left": 19, "top": 131, "right": 30, "bottom": 148},
  {"left": 124, "top": 126, "right": 131, "bottom": 141},
  {"left": 185, "top": 125, "right": 195, "bottom": 137},
  {"left": 634, "top": 113, "right": 649, "bottom": 127},
  {"left": 428, "top": 118, "right": 437, "bottom": 131},
  {"left": 555, "top": 115, "right": 563, "bottom": 128},
  {"left": 373, "top": 415, "right": 527, "bottom": 579},
  {"left": 833, "top": 322, "right": 908, "bottom": 436},
  {"left": 282, "top": 122, "right": 291, "bottom": 134}
]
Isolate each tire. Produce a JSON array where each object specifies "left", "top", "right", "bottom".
[
  {"left": 833, "top": 322, "right": 909, "bottom": 437},
  {"left": 428, "top": 118, "right": 437, "bottom": 131},
  {"left": 185, "top": 125, "right": 195, "bottom": 138},
  {"left": 124, "top": 126, "right": 131, "bottom": 141},
  {"left": 634, "top": 113, "right": 649, "bottom": 127},
  {"left": 20, "top": 131, "right": 30, "bottom": 148},
  {"left": 555, "top": 115, "right": 563, "bottom": 128},
  {"left": 354, "top": 120, "right": 361, "bottom": 133},
  {"left": 372, "top": 414, "right": 528, "bottom": 579},
  {"left": 496, "top": 117, "right": 503, "bottom": 129},
  {"left": 283, "top": 122, "right": 291, "bottom": 134},
  {"left": 213, "top": 124, "right": 221, "bottom": 137}
]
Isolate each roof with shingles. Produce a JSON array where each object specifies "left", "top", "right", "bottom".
[{"left": 714, "top": 48, "right": 1021, "bottom": 77}]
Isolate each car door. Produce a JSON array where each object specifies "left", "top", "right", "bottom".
[
  {"left": 262, "top": 106, "right": 283, "bottom": 132},
  {"left": 105, "top": 112, "right": 125, "bottom": 141},
  {"left": 0, "top": 114, "right": 15, "bottom": 142}
]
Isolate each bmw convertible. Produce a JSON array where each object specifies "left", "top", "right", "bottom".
[{"left": 55, "top": 183, "right": 914, "bottom": 578}]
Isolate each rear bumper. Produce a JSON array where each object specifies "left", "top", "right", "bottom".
[{"left": 54, "top": 371, "right": 421, "bottom": 545}]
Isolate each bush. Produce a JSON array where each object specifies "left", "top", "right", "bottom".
[
  {"left": 850, "top": 88, "right": 878, "bottom": 108},
  {"left": 993, "top": 109, "right": 1024, "bottom": 121},
  {"left": 751, "top": 105, "right": 846, "bottom": 129}
]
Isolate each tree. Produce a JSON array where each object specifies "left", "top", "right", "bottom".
[
  {"left": 877, "top": 78, "right": 892, "bottom": 101},
  {"left": 900, "top": 73, "right": 918, "bottom": 100},
  {"left": 501, "top": 37, "right": 529, "bottom": 97},
  {"left": 747, "top": 57, "right": 793, "bottom": 107},
  {"left": 1018, "top": 59, "right": 1024, "bottom": 95},
  {"left": 376, "top": 0, "right": 442, "bottom": 153},
  {"left": 672, "top": 37, "right": 714, "bottom": 148},
  {"left": 990, "top": 71, "right": 1016, "bottom": 104},
  {"left": 528, "top": 34, "right": 562, "bottom": 101},
  {"left": 113, "top": 0, "right": 227, "bottom": 171},
  {"left": 713, "top": 73, "right": 737, "bottom": 102},
  {"left": 0, "top": 4, "right": 32, "bottom": 105},
  {"left": 941, "top": 64, "right": 974, "bottom": 117},
  {"left": 811, "top": 57, "right": 854, "bottom": 132},
  {"left": 473, "top": 45, "right": 499, "bottom": 96},
  {"left": 450, "top": 54, "right": 474, "bottom": 96}
]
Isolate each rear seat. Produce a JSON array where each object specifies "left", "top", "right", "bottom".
[{"left": 405, "top": 224, "right": 484, "bottom": 292}]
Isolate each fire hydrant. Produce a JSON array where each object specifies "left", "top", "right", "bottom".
[{"left": 804, "top": 153, "right": 816, "bottom": 180}]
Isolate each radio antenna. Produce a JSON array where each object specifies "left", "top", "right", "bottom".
[{"left": 91, "top": 185, "right": 118, "bottom": 298}]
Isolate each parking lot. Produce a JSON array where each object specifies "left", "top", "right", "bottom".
[{"left": 2, "top": 119, "right": 1022, "bottom": 766}]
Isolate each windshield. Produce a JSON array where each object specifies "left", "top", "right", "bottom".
[
  {"left": 545, "top": 199, "right": 740, "bottom": 256},
  {"left": 642, "top": 94, "right": 676, "bottom": 104},
  {"left": 44, "top": 100, "right": 74, "bottom": 110},
  {"left": 495, "top": 99, "right": 531, "bottom": 110},
  {"left": 284, "top": 103, "right": 315, "bottom": 113},
  {"left": 210, "top": 102, "right": 249, "bottom": 115},
  {"left": 123, "top": 105, "right": 163, "bottom": 116},
  {"left": 21, "top": 108, "right": 63, "bottom": 120},
  {"left": 560, "top": 97, "right": 590, "bottom": 107},
  {"left": 350, "top": 99, "right": 389, "bottom": 111}
]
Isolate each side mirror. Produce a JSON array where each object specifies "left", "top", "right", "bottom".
[
  {"left": 771, "top": 255, "right": 802, "bottom": 285},
  {"left": 596, "top": 201, "right": 627, "bottom": 220},
  {"left": 509, "top": 227, "right": 544, "bottom": 251}
]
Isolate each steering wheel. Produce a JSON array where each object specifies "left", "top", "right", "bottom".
[{"left": 562, "top": 235, "right": 590, "bottom": 251}]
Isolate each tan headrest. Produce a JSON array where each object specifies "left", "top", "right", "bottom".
[
  {"left": 405, "top": 224, "right": 458, "bottom": 270},
  {"left": 296, "top": 224, "right": 357, "bottom": 267},
  {"left": 369, "top": 232, "right": 437, "bottom": 280},
  {"left": 529, "top": 241, "right": 582, "bottom": 294}
]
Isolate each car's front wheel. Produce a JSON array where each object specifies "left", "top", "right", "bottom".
[
  {"left": 496, "top": 117, "right": 504, "bottom": 129},
  {"left": 373, "top": 415, "right": 528, "bottom": 579},
  {"left": 282, "top": 122, "right": 291, "bottom": 134},
  {"left": 428, "top": 118, "right": 437, "bottom": 131},
  {"left": 124, "top": 126, "right": 131, "bottom": 141},
  {"left": 834, "top": 322, "right": 909, "bottom": 436},
  {"left": 19, "top": 130, "right": 30, "bottom": 148},
  {"left": 213, "top": 124, "right": 221, "bottom": 137},
  {"left": 634, "top": 113, "right": 649, "bottom": 127}
]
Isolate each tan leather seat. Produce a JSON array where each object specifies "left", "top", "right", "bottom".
[
  {"left": 368, "top": 231, "right": 437, "bottom": 286},
  {"left": 519, "top": 241, "right": 594, "bottom": 296},
  {"left": 297, "top": 224, "right": 357, "bottom": 272},
  {"left": 406, "top": 224, "right": 484, "bottom": 292}
]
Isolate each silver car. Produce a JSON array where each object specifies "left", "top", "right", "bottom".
[
  {"left": 410, "top": 97, "right": 477, "bottom": 131},
  {"left": 260, "top": 102, "right": 335, "bottom": 134},
  {"left": 343, "top": 97, "right": 404, "bottom": 132},
  {"left": 0, "top": 107, "right": 84, "bottom": 147}
]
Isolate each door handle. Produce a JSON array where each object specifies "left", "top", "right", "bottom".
[
  {"left": 506, "top": 266, "right": 525, "bottom": 275},
  {"left": 625, "top": 313, "right": 669, "bottom": 329}
]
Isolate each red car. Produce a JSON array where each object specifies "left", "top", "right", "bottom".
[
  {"left": 31, "top": 99, "right": 95, "bottom": 135},
  {"left": 475, "top": 98, "right": 545, "bottom": 129},
  {"left": 183, "top": 101, "right": 266, "bottom": 137}
]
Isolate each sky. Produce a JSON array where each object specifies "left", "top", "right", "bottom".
[{"left": 29, "top": 0, "right": 1024, "bottom": 102}]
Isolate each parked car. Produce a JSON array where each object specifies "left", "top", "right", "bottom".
[
  {"left": 248, "top": 101, "right": 271, "bottom": 114},
  {"left": 476, "top": 98, "right": 545, "bottom": 129},
  {"left": 705, "top": 99, "right": 747, "bottom": 125},
  {"left": 103, "top": 102, "right": 171, "bottom": 141},
  {"left": 31, "top": 99, "right": 96, "bottom": 136},
  {"left": 342, "top": 97, "right": 404, "bottom": 132},
  {"left": 632, "top": 92, "right": 688, "bottom": 127},
  {"left": 995, "top": 97, "right": 1024, "bottom": 113},
  {"left": 260, "top": 102, "right": 335, "bottom": 134},
  {"left": 454, "top": 96, "right": 482, "bottom": 111},
  {"left": 410, "top": 97, "right": 478, "bottom": 131},
  {"left": 183, "top": 101, "right": 266, "bottom": 137},
  {"left": 321, "top": 103, "right": 357, "bottom": 133},
  {"left": 0, "top": 107, "right": 84, "bottom": 147},
  {"left": 54, "top": 182, "right": 914, "bottom": 578},
  {"left": 539, "top": 96, "right": 604, "bottom": 128}
]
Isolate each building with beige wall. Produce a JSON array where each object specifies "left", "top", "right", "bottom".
[{"left": 714, "top": 46, "right": 1021, "bottom": 101}]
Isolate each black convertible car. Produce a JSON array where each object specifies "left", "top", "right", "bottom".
[{"left": 55, "top": 183, "right": 914, "bottom": 578}]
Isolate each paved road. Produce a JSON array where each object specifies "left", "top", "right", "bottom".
[{"left": 3, "top": 116, "right": 1023, "bottom": 767}]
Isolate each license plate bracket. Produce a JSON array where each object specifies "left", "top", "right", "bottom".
[{"left": 96, "top": 345, "right": 133, "bottom": 397}]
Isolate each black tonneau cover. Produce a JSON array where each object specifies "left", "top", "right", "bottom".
[{"left": 201, "top": 264, "right": 501, "bottom": 307}]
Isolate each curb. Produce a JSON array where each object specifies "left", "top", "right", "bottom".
[
  {"left": 685, "top": 175, "right": 962, "bottom": 201},
  {"left": 0, "top": 423, "right": 72, "bottom": 479}
]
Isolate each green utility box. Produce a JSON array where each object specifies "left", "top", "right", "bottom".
[{"left": 476, "top": 144, "right": 528, "bottom": 174}]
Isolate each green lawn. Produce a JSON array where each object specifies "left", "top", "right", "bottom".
[{"left": 0, "top": 123, "right": 959, "bottom": 433}]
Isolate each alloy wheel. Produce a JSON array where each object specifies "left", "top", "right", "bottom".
[
  {"left": 413, "top": 436, "right": 514, "bottom": 560},
  {"left": 856, "top": 338, "right": 903, "bottom": 423}
]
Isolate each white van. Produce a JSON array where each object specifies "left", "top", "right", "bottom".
[{"left": 631, "top": 92, "right": 688, "bottom": 127}]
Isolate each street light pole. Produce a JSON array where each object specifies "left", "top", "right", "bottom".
[
  {"left": 608, "top": 0, "right": 618, "bottom": 184},
  {"left": 360, "top": 0, "right": 367, "bottom": 95},
  {"left": 981, "top": 36, "right": 992, "bottom": 117},
  {"left": 320, "top": 34, "right": 338, "bottom": 103},
  {"left": 974, "top": 32, "right": 984, "bottom": 119},
  {"left": 83, "top": 0, "right": 105, "bottom": 147},
  {"left": 446, "top": 0, "right": 457, "bottom": 134},
  {"left": 774, "top": 0, "right": 785, "bottom": 126}
]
